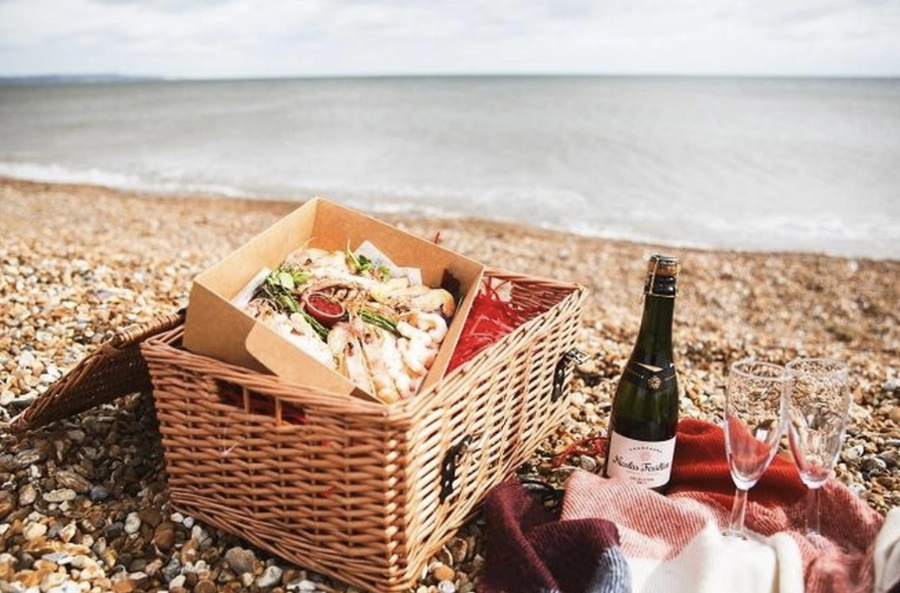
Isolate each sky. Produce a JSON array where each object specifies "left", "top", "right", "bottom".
[{"left": 0, "top": 0, "right": 899, "bottom": 79}]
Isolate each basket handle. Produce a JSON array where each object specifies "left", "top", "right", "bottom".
[
  {"left": 109, "top": 309, "right": 186, "bottom": 349},
  {"left": 552, "top": 348, "right": 587, "bottom": 401}
]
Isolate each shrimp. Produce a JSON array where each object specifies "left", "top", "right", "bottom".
[
  {"left": 402, "top": 311, "right": 448, "bottom": 344},
  {"left": 359, "top": 326, "right": 402, "bottom": 404},
  {"left": 397, "top": 321, "right": 438, "bottom": 377},
  {"left": 379, "top": 332, "right": 414, "bottom": 399},
  {"left": 328, "top": 323, "right": 375, "bottom": 395},
  {"left": 410, "top": 288, "right": 456, "bottom": 318}
]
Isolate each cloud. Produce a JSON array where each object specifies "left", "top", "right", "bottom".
[
  {"left": 86, "top": 0, "right": 236, "bottom": 12},
  {"left": 0, "top": 0, "right": 898, "bottom": 77}
]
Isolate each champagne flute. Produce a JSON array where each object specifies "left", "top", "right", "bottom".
[
  {"left": 785, "top": 358, "right": 851, "bottom": 536},
  {"left": 723, "top": 359, "right": 788, "bottom": 539}
]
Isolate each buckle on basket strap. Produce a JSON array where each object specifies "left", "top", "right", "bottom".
[
  {"left": 552, "top": 349, "right": 587, "bottom": 402},
  {"left": 439, "top": 435, "right": 474, "bottom": 503}
]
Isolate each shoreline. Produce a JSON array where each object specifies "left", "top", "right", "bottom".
[
  {"left": 2, "top": 177, "right": 899, "bottom": 591},
  {"left": 2, "top": 173, "right": 894, "bottom": 263}
]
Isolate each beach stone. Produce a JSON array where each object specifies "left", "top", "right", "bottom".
[
  {"left": 179, "top": 538, "right": 200, "bottom": 565},
  {"left": 0, "top": 491, "right": 14, "bottom": 520},
  {"left": 877, "top": 450, "right": 899, "bottom": 469},
  {"left": 168, "top": 574, "right": 187, "bottom": 589},
  {"left": 152, "top": 521, "right": 177, "bottom": 552},
  {"left": 23, "top": 522, "right": 48, "bottom": 541},
  {"left": 110, "top": 578, "right": 135, "bottom": 593},
  {"left": 88, "top": 485, "right": 110, "bottom": 502},
  {"left": 144, "top": 558, "right": 164, "bottom": 578},
  {"left": 123, "top": 512, "right": 141, "bottom": 535},
  {"left": 224, "top": 546, "right": 256, "bottom": 575},
  {"left": 78, "top": 563, "right": 106, "bottom": 581},
  {"left": 257, "top": 565, "right": 283, "bottom": 588},
  {"left": 44, "top": 488, "right": 78, "bottom": 503},
  {"left": 58, "top": 521, "right": 77, "bottom": 543},
  {"left": 861, "top": 456, "right": 887, "bottom": 473},
  {"left": 0, "top": 555, "right": 16, "bottom": 582},
  {"left": 432, "top": 562, "right": 455, "bottom": 582},
  {"left": 40, "top": 569, "right": 67, "bottom": 590},
  {"left": 447, "top": 537, "right": 469, "bottom": 564},
  {"left": 842, "top": 445, "right": 864, "bottom": 462},
  {"left": 55, "top": 470, "right": 92, "bottom": 494},
  {"left": 138, "top": 507, "right": 163, "bottom": 528},
  {"left": 161, "top": 558, "right": 183, "bottom": 582},
  {"left": 890, "top": 407, "right": 900, "bottom": 424},
  {"left": 128, "top": 571, "right": 150, "bottom": 589},
  {"left": 287, "top": 580, "right": 318, "bottom": 593}
]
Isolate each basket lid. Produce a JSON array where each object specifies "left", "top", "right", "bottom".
[{"left": 7, "top": 310, "right": 185, "bottom": 433}]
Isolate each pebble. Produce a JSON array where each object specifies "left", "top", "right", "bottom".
[
  {"left": 23, "top": 522, "right": 48, "bottom": 541},
  {"left": 861, "top": 456, "right": 887, "bottom": 473},
  {"left": 194, "top": 578, "right": 218, "bottom": 593},
  {"left": 432, "top": 562, "right": 455, "bottom": 582},
  {"left": 88, "top": 485, "right": 110, "bottom": 502},
  {"left": 446, "top": 537, "right": 469, "bottom": 564},
  {"left": 257, "top": 565, "right": 283, "bottom": 588},
  {"left": 169, "top": 574, "right": 187, "bottom": 589},
  {"left": 152, "top": 521, "right": 177, "bottom": 552},
  {"left": 16, "top": 484, "right": 36, "bottom": 507},
  {"left": 124, "top": 512, "right": 142, "bottom": 535},
  {"left": 43, "top": 489, "right": 78, "bottom": 503},
  {"left": 288, "top": 580, "right": 319, "bottom": 592},
  {"left": 55, "top": 470, "right": 92, "bottom": 494},
  {"left": 878, "top": 450, "right": 899, "bottom": 470},
  {"left": 842, "top": 445, "right": 864, "bottom": 462},
  {"left": 224, "top": 547, "right": 257, "bottom": 575},
  {"left": 0, "top": 491, "right": 14, "bottom": 519}
]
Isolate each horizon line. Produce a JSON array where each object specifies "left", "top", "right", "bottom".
[{"left": 2, "top": 71, "right": 900, "bottom": 84}]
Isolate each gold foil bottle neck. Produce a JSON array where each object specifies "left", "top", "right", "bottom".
[{"left": 647, "top": 254, "right": 679, "bottom": 278}]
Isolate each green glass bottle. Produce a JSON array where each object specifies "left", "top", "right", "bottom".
[{"left": 603, "top": 254, "right": 680, "bottom": 492}]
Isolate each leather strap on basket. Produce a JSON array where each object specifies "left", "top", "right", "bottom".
[
  {"left": 7, "top": 310, "right": 185, "bottom": 433},
  {"left": 440, "top": 435, "right": 474, "bottom": 503}
]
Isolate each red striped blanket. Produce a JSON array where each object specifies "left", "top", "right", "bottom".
[{"left": 481, "top": 419, "right": 900, "bottom": 593}]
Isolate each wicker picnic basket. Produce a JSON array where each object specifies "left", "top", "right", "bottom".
[{"left": 140, "top": 268, "right": 587, "bottom": 593}]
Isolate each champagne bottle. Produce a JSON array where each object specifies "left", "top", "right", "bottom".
[{"left": 603, "top": 254, "right": 680, "bottom": 492}]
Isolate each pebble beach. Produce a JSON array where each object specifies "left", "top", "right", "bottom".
[{"left": 1, "top": 177, "right": 899, "bottom": 593}]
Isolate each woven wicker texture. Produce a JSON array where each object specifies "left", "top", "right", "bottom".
[
  {"left": 141, "top": 270, "right": 586, "bottom": 593},
  {"left": 8, "top": 310, "right": 185, "bottom": 433}
]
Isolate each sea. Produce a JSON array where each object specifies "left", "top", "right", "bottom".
[{"left": 1, "top": 75, "right": 898, "bottom": 260}]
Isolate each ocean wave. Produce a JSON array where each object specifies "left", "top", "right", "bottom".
[
  {"left": 2, "top": 160, "right": 897, "bottom": 260},
  {"left": 0, "top": 160, "right": 252, "bottom": 200}
]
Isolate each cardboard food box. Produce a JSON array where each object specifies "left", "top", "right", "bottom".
[{"left": 182, "top": 197, "right": 485, "bottom": 401}]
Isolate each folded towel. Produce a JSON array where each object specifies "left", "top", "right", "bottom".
[{"left": 481, "top": 419, "right": 900, "bottom": 593}]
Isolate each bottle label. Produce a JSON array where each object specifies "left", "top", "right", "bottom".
[{"left": 606, "top": 431, "right": 676, "bottom": 488}]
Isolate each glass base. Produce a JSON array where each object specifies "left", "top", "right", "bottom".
[{"left": 722, "top": 527, "right": 748, "bottom": 540}]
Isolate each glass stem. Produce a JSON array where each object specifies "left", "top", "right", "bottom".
[
  {"left": 806, "top": 486, "right": 821, "bottom": 535},
  {"left": 725, "top": 487, "right": 749, "bottom": 538}
]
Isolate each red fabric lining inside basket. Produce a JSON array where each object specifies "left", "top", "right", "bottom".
[{"left": 217, "top": 380, "right": 308, "bottom": 424}]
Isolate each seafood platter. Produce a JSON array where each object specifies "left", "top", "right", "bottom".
[{"left": 182, "top": 197, "right": 484, "bottom": 401}]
